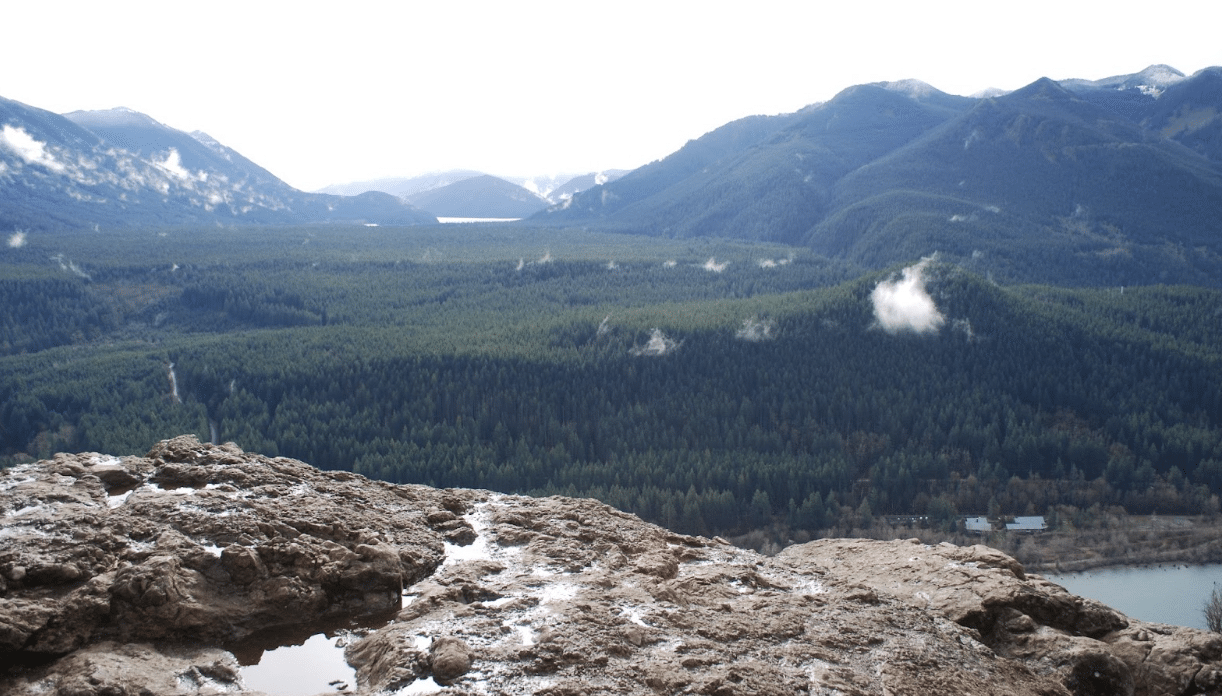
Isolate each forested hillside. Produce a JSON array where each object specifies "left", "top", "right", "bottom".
[
  {"left": 3, "top": 226, "right": 1220, "bottom": 539},
  {"left": 536, "top": 69, "right": 1222, "bottom": 288}
]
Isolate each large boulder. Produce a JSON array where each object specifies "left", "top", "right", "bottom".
[{"left": 0, "top": 436, "right": 462, "bottom": 655}]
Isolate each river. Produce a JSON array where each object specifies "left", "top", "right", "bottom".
[{"left": 1044, "top": 563, "right": 1222, "bottom": 631}]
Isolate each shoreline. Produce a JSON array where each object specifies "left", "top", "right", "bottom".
[{"left": 750, "top": 513, "right": 1222, "bottom": 575}]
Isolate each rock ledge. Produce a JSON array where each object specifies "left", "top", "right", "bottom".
[{"left": 1, "top": 437, "right": 1219, "bottom": 696}]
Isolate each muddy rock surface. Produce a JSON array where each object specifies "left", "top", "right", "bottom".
[{"left": 1, "top": 438, "right": 1218, "bottom": 695}]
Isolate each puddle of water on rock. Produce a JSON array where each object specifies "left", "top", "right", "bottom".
[
  {"left": 238, "top": 632, "right": 355, "bottom": 696},
  {"left": 227, "top": 609, "right": 398, "bottom": 696},
  {"left": 389, "top": 676, "right": 444, "bottom": 695}
]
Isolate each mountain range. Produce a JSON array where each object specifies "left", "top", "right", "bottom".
[
  {"left": 4, "top": 64, "right": 1221, "bottom": 286},
  {"left": 317, "top": 169, "right": 629, "bottom": 219},
  {"left": 0, "top": 100, "right": 436, "bottom": 229},
  {"left": 317, "top": 169, "right": 627, "bottom": 202},
  {"left": 539, "top": 65, "right": 1222, "bottom": 286}
]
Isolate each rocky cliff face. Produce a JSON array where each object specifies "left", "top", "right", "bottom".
[{"left": 2, "top": 437, "right": 1220, "bottom": 696}]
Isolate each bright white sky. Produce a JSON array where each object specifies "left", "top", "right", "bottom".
[{"left": 3, "top": 0, "right": 1218, "bottom": 191}]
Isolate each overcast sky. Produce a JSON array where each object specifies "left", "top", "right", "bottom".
[{"left": 3, "top": 1, "right": 1218, "bottom": 191}]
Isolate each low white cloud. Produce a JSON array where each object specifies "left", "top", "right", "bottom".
[
  {"left": 8, "top": 231, "right": 26, "bottom": 248},
  {"left": 952, "top": 318, "right": 977, "bottom": 342},
  {"left": 50, "top": 253, "right": 91, "bottom": 280},
  {"left": 156, "top": 148, "right": 200, "bottom": 182},
  {"left": 736, "top": 317, "right": 775, "bottom": 342},
  {"left": 702, "top": 257, "right": 728, "bottom": 273},
  {"left": 1, "top": 125, "right": 64, "bottom": 172},
  {"left": 757, "top": 255, "right": 792, "bottom": 268},
  {"left": 870, "top": 258, "right": 944, "bottom": 335},
  {"left": 631, "top": 328, "right": 679, "bottom": 356}
]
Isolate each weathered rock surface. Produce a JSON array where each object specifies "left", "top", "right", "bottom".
[
  {"left": 1, "top": 438, "right": 1219, "bottom": 695},
  {"left": 782, "top": 539, "right": 1222, "bottom": 696},
  {"left": 0, "top": 437, "right": 459, "bottom": 658}
]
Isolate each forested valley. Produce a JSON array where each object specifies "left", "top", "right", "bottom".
[{"left": 3, "top": 225, "right": 1221, "bottom": 546}]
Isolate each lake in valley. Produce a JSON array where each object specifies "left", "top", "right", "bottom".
[{"left": 1044, "top": 563, "right": 1222, "bottom": 631}]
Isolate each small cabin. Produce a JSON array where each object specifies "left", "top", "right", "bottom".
[
  {"left": 964, "top": 516, "right": 992, "bottom": 533},
  {"left": 1005, "top": 516, "right": 1046, "bottom": 532}
]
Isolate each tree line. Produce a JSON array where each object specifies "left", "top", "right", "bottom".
[{"left": 2, "top": 228, "right": 1221, "bottom": 538}]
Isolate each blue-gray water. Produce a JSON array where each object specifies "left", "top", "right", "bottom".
[{"left": 1044, "top": 563, "right": 1222, "bottom": 630}]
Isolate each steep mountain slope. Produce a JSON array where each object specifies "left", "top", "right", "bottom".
[
  {"left": 63, "top": 107, "right": 287, "bottom": 193},
  {"left": 541, "top": 112, "right": 800, "bottom": 224},
  {"left": 548, "top": 169, "right": 628, "bottom": 201},
  {"left": 404, "top": 174, "right": 550, "bottom": 218},
  {"left": 539, "top": 82, "right": 974, "bottom": 243},
  {"left": 0, "top": 99, "right": 435, "bottom": 229},
  {"left": 812, "top": 77, "right": 1222, "bottom": 285},
  {"left": 537, "top": 68, "right": 1222, "bottom": 286},
  {"left": 1140, "top": 67, "right": 1222, "bottom": 164},
  {"left": 1059, "top": 63, "right": 1186, "bottom": 121},
  {"left": 1060, "top": 65, "right": 1222, "bottom": 164}
]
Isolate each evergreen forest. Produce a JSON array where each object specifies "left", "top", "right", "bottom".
[{"left": 3, "top": 224, "right": 1221, "bottom": 539}]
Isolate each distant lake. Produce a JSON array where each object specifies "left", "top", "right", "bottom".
[{"left": 1044, "top": 563, "right": 1222, "bottom": 630}]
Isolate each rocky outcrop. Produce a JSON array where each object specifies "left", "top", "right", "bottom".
[
  {"left": 783, "top": 539, "right": 1222, "bottom": 696},
  {"left": 0, "top": 436, "right": 462, "bottom": 655},
  {"left": 1, "top": 437, "right": 1220, "bottom": 695}
]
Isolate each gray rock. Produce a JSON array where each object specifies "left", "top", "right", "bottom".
[
  {"left": 429, "top": 636, "right": 472, "bottom": 683},
  {"left": 779, "top": 538, "right": 1222, "bottom": 696},
  {"left": 0, "top": 436, "right": 447, "bottom": 654},
  {"left": 3, "top": 438, "right": 1220, "bottom": 696}
]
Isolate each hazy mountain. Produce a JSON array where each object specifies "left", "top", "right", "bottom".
[
  {"left": 502, "top": 172, "right": 627, "bottom": 202},
  {"left": 1, "top": 100, "right": 435, "bottom": 229},
  {"left": 536, "top": 66, "right": 1222, "bottom": 286},
  {"left": 318, "top": 170, "right": 627, "bottom": 205},
  {"left": 546, "top": 170, "right": 629, "bottom": 201},
  {"left": 404, "top": 174, "right": 551, "bottom": 218},
  {"left": 315, "top": 170, "right": 487, "bottom": 198}
]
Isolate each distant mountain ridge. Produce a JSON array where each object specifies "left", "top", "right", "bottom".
[
  {"left": 537, "top": 65, "right": 1222, "bottom": 287},
  {"left": 0, "top": 100, "right": 435, "bottom": 229},
  {"left": 315, "top": 170, "right": 488, "bottom": 198},
  {"left": 402, "top": 174, "right": 550, "bottom": 218},
  {"left": 317, "top": 169, "right": 629, "bottom": 207}
]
